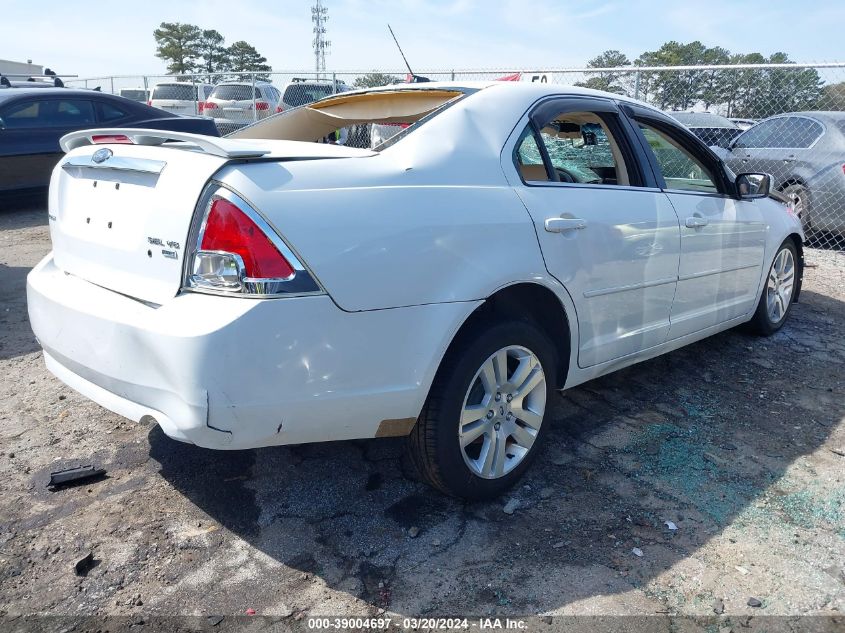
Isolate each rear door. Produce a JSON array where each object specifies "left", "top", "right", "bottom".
[
  {"left": 510, "top": 97, "right": 681, "bottom": 368},
  {"left": 630, "top": 110, "right": 766, "bottom": 338}
]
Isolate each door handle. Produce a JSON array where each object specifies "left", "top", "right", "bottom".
[
  {"left": 685, "top": 216, "right": 709, "bottom": 229},
  {"left": 545, "top": 216, "right": 587, "bottom": 233}
]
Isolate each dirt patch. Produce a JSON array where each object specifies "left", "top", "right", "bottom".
[{"left": 1, "top": 205, "right": 843, "bottom": 619}]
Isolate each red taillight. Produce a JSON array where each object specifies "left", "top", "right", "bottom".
[
  {"left": 254, "top": 101, "right": 269, "bottom": 111},
  {"left": 275, "top": 105, "right": 283, "bottom": 113},
  {"left": 842, "top": 163, "right": 845, "bottom": 176},
  {"left": 204, "top": 101, "right": 218, "bottom": 110},
  {"left": 147, "top": 100, "right": 151, "bottom": 106},
  {"left": 200, "top": 198, "right": 294, "bottom": 279},
  {"left": 198, "top": 102, "right": 205, "bottom": 114},
  {"left": 91, "top": 134, "right": 132, "bottom": 144}
]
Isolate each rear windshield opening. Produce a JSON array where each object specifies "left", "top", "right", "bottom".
[{"left": 230, "top": 88, "right": 467, "bottom": 150}]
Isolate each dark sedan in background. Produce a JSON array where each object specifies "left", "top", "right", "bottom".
[{"left": 0, "top": 88, "right": 219, "bottom": 195}]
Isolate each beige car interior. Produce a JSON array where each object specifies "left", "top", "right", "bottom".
[
  {"left": 520, "top": 111, "right": 630, "bottom": 186},
  {"left": 230, "top": 90, "right": 463, "bottom": 143}
]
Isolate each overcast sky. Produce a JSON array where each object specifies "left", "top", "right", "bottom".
[{"left": 3, "top": 0, "right": 844, "bottom": 78}]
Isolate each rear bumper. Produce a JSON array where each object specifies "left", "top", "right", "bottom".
[{"left": 27, "top": 254, "right": 477, "bottom": 449}]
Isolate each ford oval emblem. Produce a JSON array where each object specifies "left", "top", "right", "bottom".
[{"left": 92, "top": 148, "right": 113, "bottom": 164}]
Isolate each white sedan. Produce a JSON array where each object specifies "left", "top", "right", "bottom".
[{"left": 27, "top": 82, "right": 803, "bottom": 499}]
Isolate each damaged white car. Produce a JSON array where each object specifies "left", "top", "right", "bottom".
[{"left": 27, "top": 82, "right": 803, "bottom": 499}]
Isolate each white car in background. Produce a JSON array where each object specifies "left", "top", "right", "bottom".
[
  {"left": 28, "top": 83, "right": 803, "bottom": 499},
  {"left": 203, "top": 81, "right": 281, "bottom": 135},
  {"left": 148, "top": 81, "right": 213, "bottom": 116}
]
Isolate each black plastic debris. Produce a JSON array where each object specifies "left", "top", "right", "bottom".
[
  {"left": 74, "top": 552, "right": 97, "bottom": 576},
  {"left": 48, "top": 465, "right": 107, "bottom": 489}
]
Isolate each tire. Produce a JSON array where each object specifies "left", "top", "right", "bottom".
[
  {"left": 407, "top": 319, "right": 557, "bottom": 500},
  {"left": 782, "top": 183, "right": 814, "bottom": 238},
  {"left": 747, "top": 239, "right": 798, "bottom": 336}
]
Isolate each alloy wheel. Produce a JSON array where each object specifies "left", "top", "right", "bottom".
[
  {"left": 766, "top": 247, "right": 795, "bottom": 323},
  {"left": 459, "top": 345, "right": 547, "bottom": 479}
]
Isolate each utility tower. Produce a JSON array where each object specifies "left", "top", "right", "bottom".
[{"left": 311, "top": 0, "right": 330, "bottom": 78}]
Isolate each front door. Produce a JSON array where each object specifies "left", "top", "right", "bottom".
[
  {"left": 631, "top": 115, "right": 766, "bottom": 338},
  {"left": 510, "top": 98, "right": 681, "bottom": 368}
]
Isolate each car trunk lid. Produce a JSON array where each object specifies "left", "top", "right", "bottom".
[{"left": 50, "top": 129, "right": 374, "bottom": 305}]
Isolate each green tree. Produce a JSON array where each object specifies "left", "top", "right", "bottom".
[
  {"left": 821, "top": 81, "right": 845, "bottom": 110},
  {"left": 154, "top": 22, "right": 201, "bottom": 75},
  {"left": 227, "top": 41, "right": 272, "bottom": 81},
  {"left": 353, "top": 72, "right": 403, "bottom": 88},
  {"left": 575, "top": 50, "right": 632, "bottom": 95},
  {"left": 636, "top": 41, "right": 711, "bottom": 110},
  {"left": 196, "top": 29, "right": 229, "bottom": 81},
  {"left": 698, "top": 46, "right": 730, "bottom": 109}
]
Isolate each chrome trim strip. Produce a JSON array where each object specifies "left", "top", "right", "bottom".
[
  {"left": 583, "top": 276, "right": 677, "bottom": 298},
  {"left": 62, "top": 155, "right": 167, "bottom": 175},
  {"left": 677, "top": 262, "right": 760, "bottom": 282}
]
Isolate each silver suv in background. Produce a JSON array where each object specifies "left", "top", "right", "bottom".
[
  {"left": 149, "top": 82, "right": 213, "bottom": 116},
  {"left": 204, "top": 82, "right": 280, "bottom": 134},
  {"left": 278, "top": 78, "right": 349, "bottom": 112}
]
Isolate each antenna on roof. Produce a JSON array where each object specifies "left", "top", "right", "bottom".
[{"left": 387, "top": 24, "right": 430, "bottom": 83}]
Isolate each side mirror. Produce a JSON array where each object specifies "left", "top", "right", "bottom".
[{"left": 736, "top": 173, "right": 771, "bottom": 199}]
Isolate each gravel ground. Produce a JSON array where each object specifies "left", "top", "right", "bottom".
[{"left": 1, "top": 203, "right": 844, "bottom": 627}]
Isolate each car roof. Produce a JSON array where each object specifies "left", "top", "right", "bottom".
[
  {"left": 339, "top": 80, "right": 668, "bottom": 117},
  {"left": 666, "top": 111, "right": 738, "bottom": 128},
  {"left": 152, "top": 81, "right": 210, "bottom": 87},
  {"left": 0, "top": 87, "right": 123, "bottom": 103}
]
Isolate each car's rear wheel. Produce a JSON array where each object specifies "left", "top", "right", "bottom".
[
  {"left": 747, "top": 239, "right": 798, "bottom": 335},
  {"left": 407, "top": 320, "right": 556, "bottom": 500}
]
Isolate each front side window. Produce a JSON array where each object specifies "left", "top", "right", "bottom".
[
  {"left": 638, "top": 122, "right": 718, "bottom": 193},
  {"left": 733, "top": 120, "right": 778, "bottom": 149},
  {"left": 51, "top": 100, "right": 96, "bottom": 126},
  {"left": 515, "top": 110, "right": 631, "bottom": 186}
]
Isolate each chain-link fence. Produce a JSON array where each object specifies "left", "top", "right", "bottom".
[{"left": 68, "top": 63, "right": 845, "bottom": 249}]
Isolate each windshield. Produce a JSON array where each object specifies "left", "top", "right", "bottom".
[{"left": 152, "top": 84, "right": 197, "bottom": 101}]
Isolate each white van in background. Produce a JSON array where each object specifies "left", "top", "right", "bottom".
[{"left": 149, "top": 82, "right": 213, "bottom": 115}]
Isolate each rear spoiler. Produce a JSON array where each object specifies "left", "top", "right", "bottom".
[{"left": 59, "top": 128, "right": 271, "bottom": 159}]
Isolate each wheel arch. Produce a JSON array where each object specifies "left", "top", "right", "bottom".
[
  {"left": 435, "top": 282, "right": 573, "bottom": 391},
  {"left": 786, "top": 233, "right": 804, "bottom": 302}
]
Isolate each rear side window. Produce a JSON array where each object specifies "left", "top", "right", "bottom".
[
  {"left": 785, "top": 117, "right": 824, "bottom": 148},
  {"left": 100, "top": 103, "right": 129, "bottom": 122},
  {"left": 2, "top": 99, "right": 95, "bottom": 128},
  {"left": 733, "top": 120, "right": 777, "bottom": 148},
  {"left": 283, "top": 84, "right": 334, "bottom": 107},
  {"left": 152, "top": 84, "right": 196, "bottom": 100},
  {"left": 212, "top": 85, "right": 260, "bottom": 100}
]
